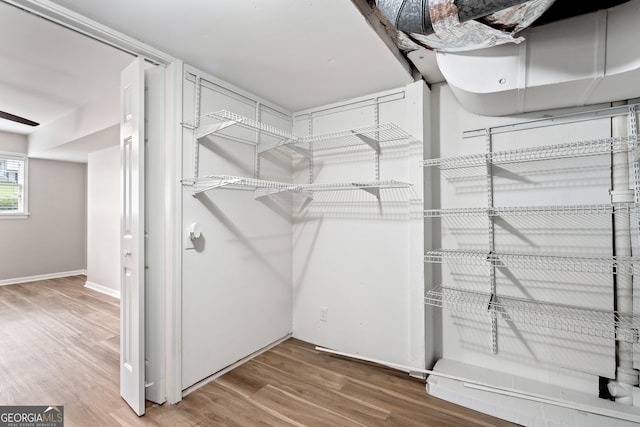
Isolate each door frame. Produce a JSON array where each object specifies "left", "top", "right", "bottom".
[{"left": 7, "top": 0, "right": 184, "bottom": 405}]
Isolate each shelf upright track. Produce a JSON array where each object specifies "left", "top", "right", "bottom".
[
  {"left": 308, "top": 113, "right": 314, "bottom": 185},
  {"left": 374, "top": 97, "right": 380, "bottom": 181},
  {"left": 485, "top": 128, "right": 498, "bottom": 354},
  {"left": 255, "top": 103, "right": 261, "bottom": 180},
  {"left": 193, "top": 76, "right": 202, "bottom": 181}
]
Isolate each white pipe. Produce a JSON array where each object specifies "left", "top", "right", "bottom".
[
  {"left": 608, "top": 380, "right": 633, "bottom": 398},
  {"left": 315, "top": 347, "right": 640, "bottom": 423},
  {"left": 611, "top": 104, "right": 638, "bottom": 391}
]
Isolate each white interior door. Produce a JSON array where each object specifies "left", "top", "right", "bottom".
[{"left": 120, "top": 57, "right": 145, "bottom": 416}]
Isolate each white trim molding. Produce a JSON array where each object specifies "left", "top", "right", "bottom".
[
  {"left": 165, "top": 59, "right": 184, "bottom": 405},
  {"left": 84, "top": 280, "right": 121, "bottom": 299},
  {"left": 0, "top": 269, "right": 86, "bottom": 286},
  {"left": 1, "top": 0, "right": 175, "bottom": 65}
]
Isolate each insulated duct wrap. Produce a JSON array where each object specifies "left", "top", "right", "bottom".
[
  {"left": 377, "top": 0, "right": 529, "bottom": 35},
  {"left": 375, "top": 0, "right": 555, "bottom": 52}
]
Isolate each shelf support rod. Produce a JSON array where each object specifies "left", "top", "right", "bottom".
[{"left": 486, "top": 128, "right": 498, "bottom": 355}]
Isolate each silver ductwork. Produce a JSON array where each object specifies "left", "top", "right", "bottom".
[
  {"left": 374, "top": 0, "right": 555, "bottom": 52},
  {"left": 376, "top": 0, "right": 529, "bottom": 35}
]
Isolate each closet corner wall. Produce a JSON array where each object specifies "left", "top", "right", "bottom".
[
  {"left": 179, "top": 64, "right": 430, "bottom": 392},
  {"left": 290, "top": 80, "right": 430, "bottom": 370}
]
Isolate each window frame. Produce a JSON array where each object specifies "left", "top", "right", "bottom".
[{"left": 0, "top": 151, "right": 29, "bottom": 219}]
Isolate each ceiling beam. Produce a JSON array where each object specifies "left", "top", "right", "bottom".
[{"left": 350, "top": 0, "right": 416, "bottom": 80}]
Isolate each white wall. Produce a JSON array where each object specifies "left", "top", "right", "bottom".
[
  {"left": 431, "top": 82, "right": 616, "bottom": 393},
  {"left": 86, "top": 145, "right": 120, "bottom": 293},
  {"left": 0, "top": 149, "right": 86, "bottom": 282},
  {"left": 291, "top": 81, "right": 428, "bottom": 369},
  {"left": 180, "top": 65, "right": 294, "bottom": 390},
  {"left": 0, "top": 131, "right": 27, "bottom": 154}
]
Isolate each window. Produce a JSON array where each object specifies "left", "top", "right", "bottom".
[{"left": 0, "top": 153, "right": 27, "bottom": 216}]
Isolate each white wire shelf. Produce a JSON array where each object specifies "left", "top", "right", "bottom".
[
  {"left": 192, "top": 110, "right": 302, "bottom": 146},
  {"left": 258, "top": 122, "right": 418, "bottom": 154},
  {"left": 425, "top": 249, "right": 640, "bottom": 276},
  {"left": 183, "top": 174, "right": 412, "bottom": 198},
  {"left": 189, "top": 110, "right": 419, "bottom": 155},
  {"left": 425, "top": 286, "right": 639, "bottom": 342},
  {"left": 421, "top": 135, "right": 638, "bottom": 169},
  {"left": 424, "top": 204, "right": 638, "bottom": 218}
]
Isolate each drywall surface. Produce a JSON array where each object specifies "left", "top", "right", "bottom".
[
  {"left": 431, "top": 83, "right": 615, "bottom": 394},
  {"left": 180, "top": 65, "right": 293, "bottom": 389},
  {"left": 291, "top": 81, "right": 427, "bottom": 369},
  {"left": 0, "top": 132, "right": 27, "bottom": 154},
  {"left": 0, "top": 157, "right": 86, "bottom": 281},
  {"left": 28, "top": 89, "right": 119, "bottom": 162},
  {"left": 86, "top": 145, "right": 119, "bottom": 292}
]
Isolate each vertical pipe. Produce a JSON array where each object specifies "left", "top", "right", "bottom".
[{"left": 610, "top": 103, "right": 639, "bottom": 398}]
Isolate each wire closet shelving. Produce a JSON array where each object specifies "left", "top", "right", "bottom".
[
  {"left": 183, "top": 110, "right": 417, "bottom": 199},
  {"left": 184, "top": 175, "right": 411, "bottom": 198},
  {"left": 425, "top": 249, "right": 640, "bottom": 276},
  {"left": 421, "top": 135, "right": 638, "bottom": 169},
  {"left": 425, "top": 286, "right": 640, "bottom": 343},
  {"left": 424, "top": 203, "right": 639, "bottom": 218},
  {"left": 424, "top": 103, "right": 640, "bottom": 352}
]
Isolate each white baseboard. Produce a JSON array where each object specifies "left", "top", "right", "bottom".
[
  {"left": 182, "top": 333, "right": 292, "bottom": 398},
  {"left": 0, "top": 270, "right": 87, "bottom": 286},
  {"left": 84, "top": 281, "right": 120, "bottom": 299}
]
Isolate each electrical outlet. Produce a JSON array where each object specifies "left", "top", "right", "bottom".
[{"left": 320, "top": 306, "right": 328, "bottom": 322}]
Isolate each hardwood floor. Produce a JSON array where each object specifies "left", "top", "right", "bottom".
[{"left": 0, "top": 276, "right": 516, "bottom": 426}]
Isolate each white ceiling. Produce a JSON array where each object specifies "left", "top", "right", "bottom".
[
  {"left": 45, "top": 0, "right": 414, "bottom": 112},
  {"left": 0, "top": 0, "right": 414, "bottom": 161},
  {"left": 0, "top": 1, "right": 133, "bottom": 135}
]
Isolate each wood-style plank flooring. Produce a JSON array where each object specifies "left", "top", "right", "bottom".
[{"left": 0, "top": 276, "right": 516, "bottom": 426}]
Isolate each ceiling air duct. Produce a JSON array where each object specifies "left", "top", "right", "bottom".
[
  {"left": 377, "top": 0, "right": 529, "bottom": 35},
  {"left": 375, "top": 0, "right": 554, "bottom": 52},
  {"left": 373, "top": 0, "right": 639, "bottom": 115}
]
